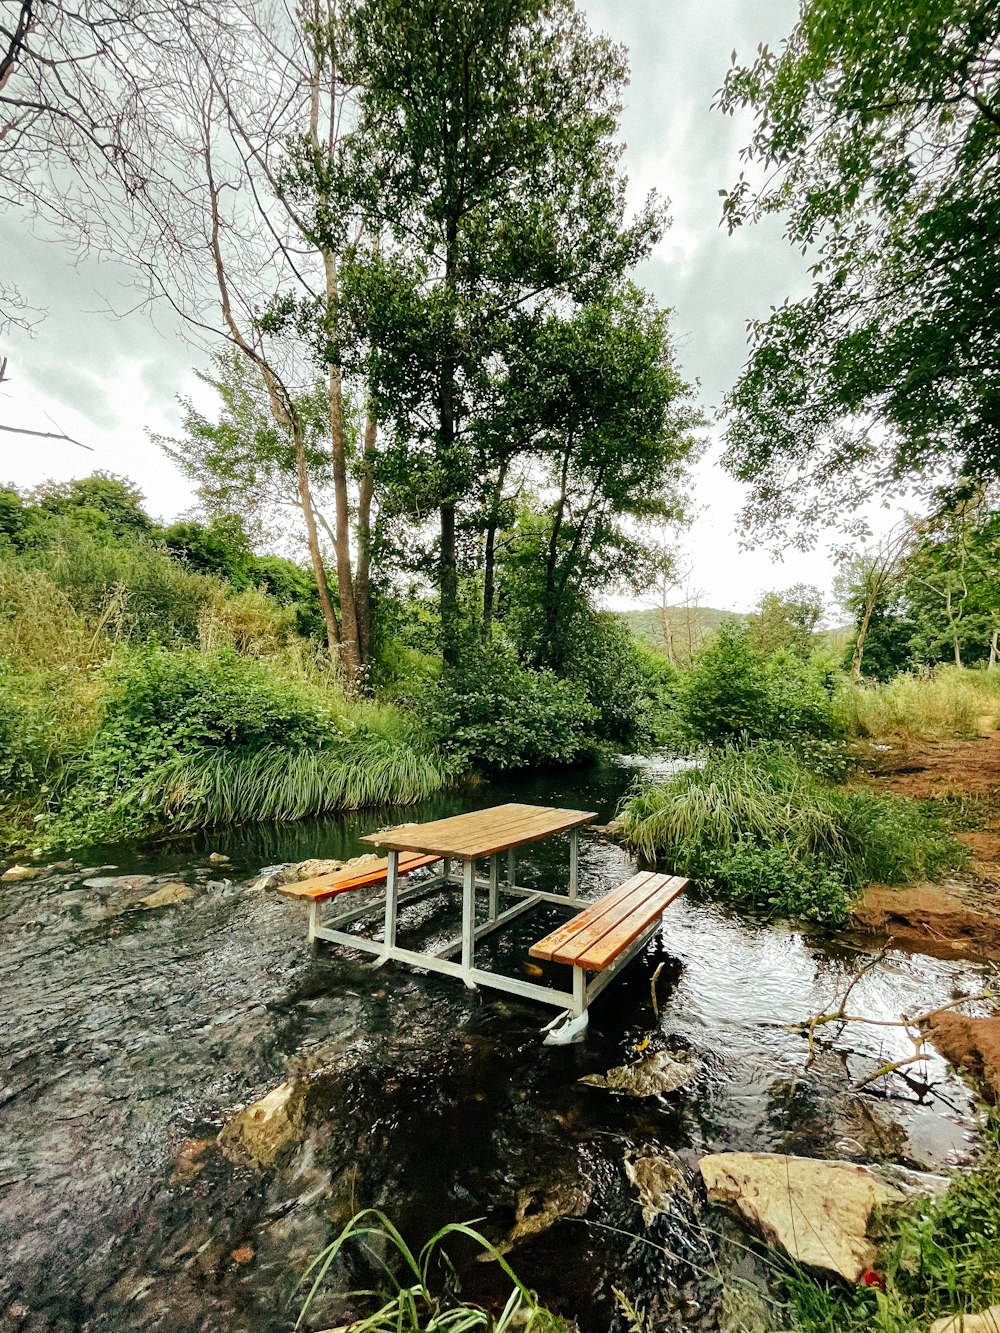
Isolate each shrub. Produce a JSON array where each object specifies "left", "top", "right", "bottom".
[
  {"left": 619, "top": 744, "right": 966, "bottom": 924},
  {"left": 422, "top": 643, "right": 597, "bottom": 772},
  {"left": 683, "top": 626, "right": 841, "bottom": 748}
]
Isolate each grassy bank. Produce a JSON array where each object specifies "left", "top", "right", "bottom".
[
  {"left": 620, "top": 745, "right": 966, "bottom": 924},
  {"left": 836, "top": 666, "right": 1000, "bottom": 741}
]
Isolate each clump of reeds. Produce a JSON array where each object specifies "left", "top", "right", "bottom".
[{"left": 836, "top": 667, "right": 1000, "bottom": 740}]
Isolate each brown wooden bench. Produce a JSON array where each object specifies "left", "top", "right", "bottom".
[
  {"left": 530, "top": 871, "right": 688, "bottom": 973},
  {"left": 277, "top": 852, "right": 441, "bottom": 904}
]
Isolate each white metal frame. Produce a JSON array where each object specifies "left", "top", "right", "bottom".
[{"left": 304, "top": 826, "right": 660, "bottom": 1037}]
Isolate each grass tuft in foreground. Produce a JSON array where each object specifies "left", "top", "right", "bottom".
[
  {"left": 619, "top": 744, "right": 967, "bottom": 924},
  {"left": 297, "top": 1209, "right": 564, "bottom": 1333}
]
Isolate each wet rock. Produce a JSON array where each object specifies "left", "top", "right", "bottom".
[
  {"left": 924, "top": 1010, "right": 1000, "bottom": 1103},
  {"left": 171, "top": 1138, "right": 215, "bottom": 1185},
  {"left": 218, "top": 1080, "right": 307, "bottom": 1167},
  {"left": 580, "top": 1048, "right": 696, "bottom": 1097},
  {"left": 207, "top": 852, "right": 231, "bottom": 864},
  {"left": 249, "top": 854, "right": 379, "bottom": 891},
  {"left": 930, "top": 1307, "right": 1000, "bottom": 1333},
  {"left": 139, "top": 882, "right": 194, "bottom": 910},
  {"left": 624, "top": 1149, "right": 690, "bottom": 1225},
  {"left": 489, "top": 1181, "right": 593, "bottom": 1256},
  {"left": 1, "top": 864, "right": 45, "bottom": 882},
  {"left": 699, "top": 1152, "right": 905, "bottom": 1282},
  {"left": 81, "top": 874, "right": 154, "bottom": 891}
]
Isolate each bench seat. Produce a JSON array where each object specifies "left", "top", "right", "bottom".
[
  {"left": 530, "top": 871, "right": 688, "bottom": 972},
  {"left": 277, "top": 852, "right": 441, "bottom": 904}
]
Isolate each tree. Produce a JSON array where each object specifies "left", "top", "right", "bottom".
[
  {"left": 334, "top": 0, "right": 665, "bottom": 660},
  {"left": 905, "top": 497, "right": 1000, "bottom": 668},
  {"left": 745, "top": 583, "right": 826, "bottom": 661},
  {"left": 718, "top": 0, "right": 1000, "bottom": 544},
  {"left": 834, "top": 522, "right": 915, "bottom": 681}
]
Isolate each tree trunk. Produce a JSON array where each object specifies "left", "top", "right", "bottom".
[
  {"left": 851, "top": 593, "right": 878, "bottom": 683},
  {"left": 355, "top": 407, "right": 377, "bottom": 670},
  {"left": 439, "top": 345, "right": 460, "bottom": 664},
  {"left": 482, "top": 457, "right": 510, "bottom": 644},
  {"left": 989, "top": 628, "right": 999, "bottom": 670},
  {"left": 294, "top": 427, "right": 341, "bottom": 656}
]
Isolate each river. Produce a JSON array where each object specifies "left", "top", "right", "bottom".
[{"left": 0, "top": 755, "right": 987, "bottom": 1331}]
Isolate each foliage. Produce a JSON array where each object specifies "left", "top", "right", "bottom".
[
  {"left": 836, "top": 666, "right": 1000, "bottom": 740},
  {"left": 745, "top": 583, "right": 825, "bottom": 660},
  {"left": 784, "top": 1118, "right": 1000, "bottom": 1332},
  {"left": 681, "top": 625, "right": 841, "bottom": 749},
  {"left": 420, "top": 642, "right": 597, "bottom": 773},
  {"left": 619, "top": 745, "right": 966, "bottom": 924},
  {"left": 35, "top": 647, "right": 445, "bottom": 849},
  {"left": 719, "top": 0, "right": 1000, "bottom": 541},
  {"left": 297, "top": 1209, "right": 563, "bottom": 1333}
]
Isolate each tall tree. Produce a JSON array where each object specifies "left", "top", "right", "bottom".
[
  {"left": 718, "top": 0, "right": 1000, "bottom": 544},
  {"left": 335, "top": 0, "right": 664, "bottom": 660},
  {"left": 834, "top": 522, "right": 916, "bottom": 681}
]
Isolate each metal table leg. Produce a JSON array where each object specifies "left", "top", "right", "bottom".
[{"left": 461, "top": 858, "right": 477, "bottom": 988}]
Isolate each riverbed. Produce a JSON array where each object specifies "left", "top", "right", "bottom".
[{"left": 0, "top": 756, "right": 988, "bottom": 1331}]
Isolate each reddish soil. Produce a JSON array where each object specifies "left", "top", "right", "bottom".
[{"left": 851, "top": 731, "right": 1000, "bottom": 963}]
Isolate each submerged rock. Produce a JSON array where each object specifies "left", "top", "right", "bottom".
[
  {"left": 81, "top": 874, "right": 153, "bottom": 891},
  {"left": 488, "top": 1180, "right": 593, "bottom": 1257},
  {"left": 699, "top": 1152, "right": 904, "bottom": 1282},
  {"left": 249, "top": 853, "right": 380, "bottom": 891},
  {"left": 580, "top": 1048, "right": 696, "bottom": 1097},
  {"left": 139, "top": 882, "right": 194, "bottom": 910},
  {"left": 929, "top": 1307, "right": 1000, "bottom": 1333},
  {"left": 624, "top": 1150, "right": 690, "bottom": 1225},
  {"left": 207, "top": 852, "right": 231, "bottom": 865},
  {"left": 218, "top": 1080, "right": 307, "bottom": 1167},
  {"left": 924, "top": 1010, "right": 1000, "bottom": 1104}
]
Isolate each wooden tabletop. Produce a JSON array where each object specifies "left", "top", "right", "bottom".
[{"left": 359, "top": 802, "right": 597, "bottom": 860}]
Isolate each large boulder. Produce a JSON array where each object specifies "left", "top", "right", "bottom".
[{"left": 699, "top": 1152, "right": 904, "bottom": 1282}]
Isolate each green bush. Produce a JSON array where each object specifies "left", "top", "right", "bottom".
[
  {"left": 422, "top": 643, "right": 597, "bottom": 772},
  {"left": 682, "top": 626, "right": 841, "bottom": 748},
  {"left": 619, "top": 744, "right": 966, "bottom": 924},
  {"left": 39, "top": 647, "right": 446, "bottom": 848}
]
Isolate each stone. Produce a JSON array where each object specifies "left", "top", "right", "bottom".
[
  {"left": 580, "top": 1048, "right": 696, "bottom": 1097},
  {"left": 929, "top": 1309, "right": 1000, "bottom": 1333},
  {"left": 207, "top": 852, "right": 231, "bottom": 864},
  {"left": 248, "top": 853, "right": 379, "bottom": 891},
  {"left": 171, "top": 1137, "right": 215, "bottom": 1185},
  {"left": 1, "top": 864, "right": 45, "bottom": 882},
  {"left": 624, "top": 1150, "right": 689, "bottom": 1225},
  {"left": 139, "top": 882, "right": 194, "bottom": 910},
  {"left": 924, "top": 1010, "right": 1000, "bottom": 1104},
  {"left": 82, "top": 874, "right": 153, "bottom": 891},
  {"left": 699, "top": 1152, "right": 904, "bottom": 1282},
  {"left": 488, "top": 1180, "right": 592, "bottom": 1257},
  {"left": 218, "top": 1080, "right": 307, "bottom": 1167}
]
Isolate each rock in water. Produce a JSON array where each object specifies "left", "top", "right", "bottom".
[
  {"left": 624, "top": 1150, "right": 689, "bottom": 1224},
  {"left": 486, "top": 1181, "right": 592, "bottom": 1257},
  {"left": 1, "top": 864, "right": 46, "bottom": 882},
  {"left": 218, "top": 1080, "right": 307, "bottom": 1167},
  {"left": 139, "top": 882, "right": 194, "bottom": 909},
  {"left": 929, "top": 1307, "right": 1000, "bottom": 1333},
  {"left": 580, "top": 1048, "right": 695, "bottom": 1097},
  {"left": 699, "top": 1152, "right": 904, "bottom": 1282}
]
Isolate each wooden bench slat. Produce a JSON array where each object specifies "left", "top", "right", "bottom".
[
  {"left": 529, "top": 872, "right": 688, "bottom": 972},
  {"left": 527, "top": 871, "right": 661, "bottom": 963},
  {"left": 545, "top": 875, "right": 675, "bottom": 967},
  {"left": 278, "top": 852, "right": 440, "bottom": 903},
  {"left": 574, "top": 877, "right": 688, "bottom": 971}
]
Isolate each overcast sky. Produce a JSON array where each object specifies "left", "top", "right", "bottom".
[{"left": 0, "top": 0, "right": 872, "bottom": 615}]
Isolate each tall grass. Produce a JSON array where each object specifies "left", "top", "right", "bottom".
[
  {"left": 836, "top": 667, "right": 1000, "bottom": 740},
  {"left": 297, "top": 1209, "right": 562, "bottom": 1333},
  {"left": 619, "top": 745, "right": 966, "bottom": 923},
  {"left": 142, "top": 737, "right": 446, "bottom": 832}
]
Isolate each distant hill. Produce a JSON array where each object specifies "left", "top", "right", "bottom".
[{"left": 623, "top": 605, "right": 738, "bottom": 661}]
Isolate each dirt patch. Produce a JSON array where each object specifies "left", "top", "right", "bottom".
[
  {"left": 923, "top": 1011, "right": 1000, "bottom": 1104},
  {"left": 852, "top": 732, "right": 1000, "bottom": 961}
]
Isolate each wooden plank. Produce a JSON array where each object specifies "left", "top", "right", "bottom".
[
  {"left": 528, "top": 872, "right": 660, "bottom": 962},
  {"left": 277, "top": 852, "right": 439, "bottom": 902},
  {"left": 574, "top": 877, "right": 688, "bottom": 971},
  {"left": 546, "top": 874, "right": 672, "bottom": 966},
  {"left": 360, "top": 803, "right": 596, "bottom": 859}
]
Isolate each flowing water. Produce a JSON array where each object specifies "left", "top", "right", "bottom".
[{"left": 0, "top": 756, "right": 989, "bottom": 1332}]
